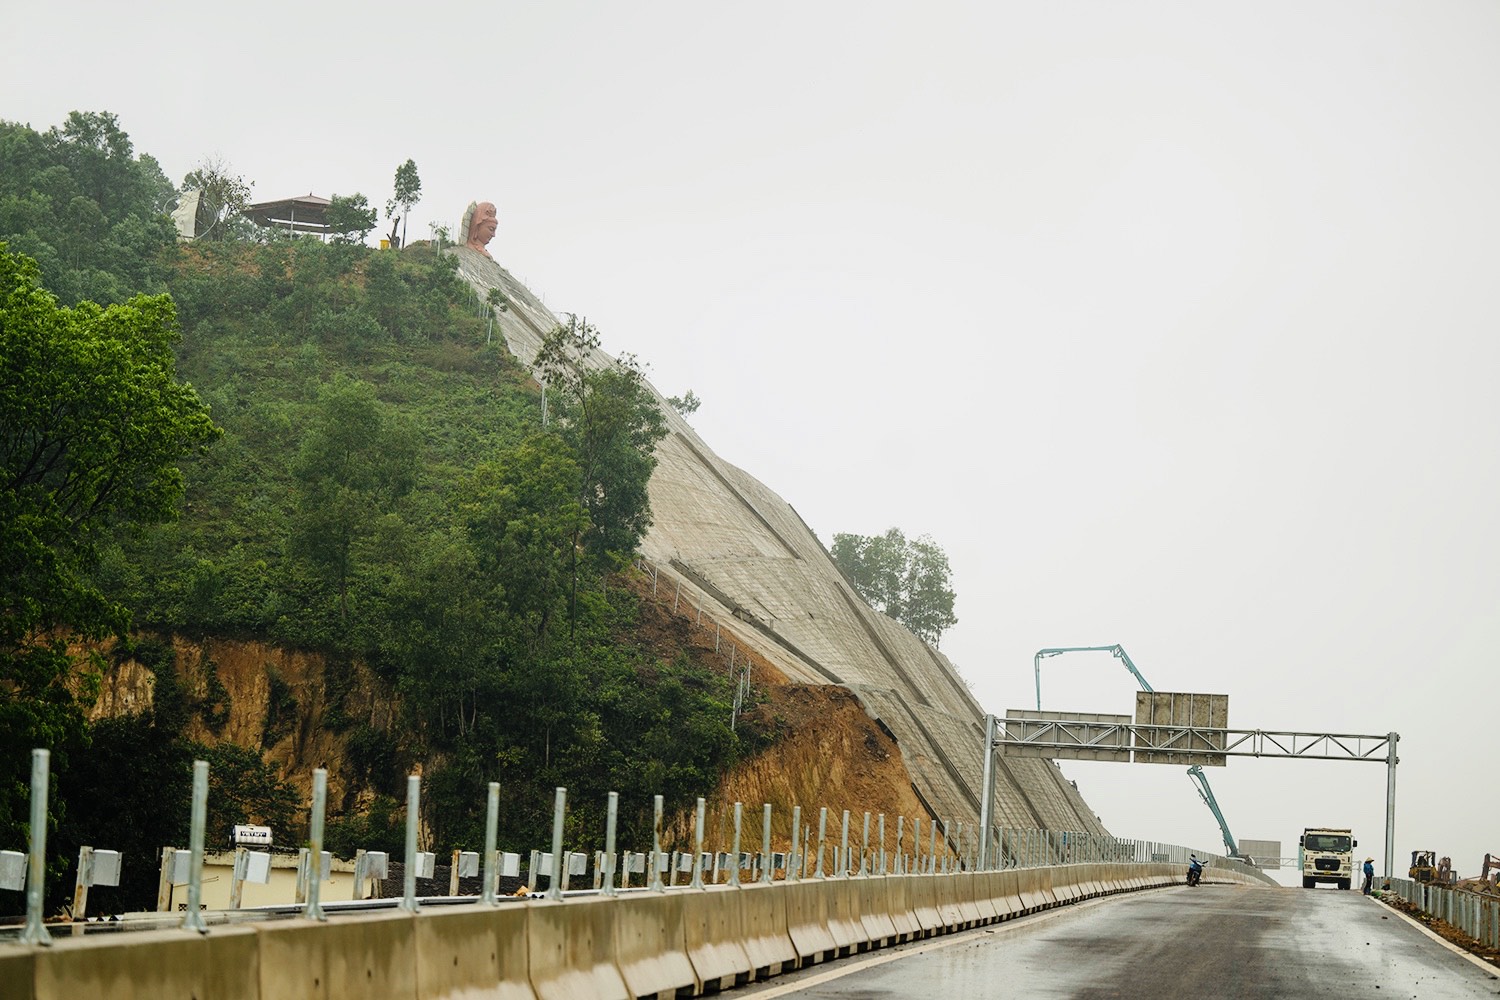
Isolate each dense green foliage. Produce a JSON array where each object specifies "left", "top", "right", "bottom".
[
  {"left": 0, "top": 113, "right": 768, "bottom": 914},
  {"left": 830, "top": 528, "right": 959, "bottom": 646},
  {"left": 0, "top": 112, "right": 178, "bottom": 305},
  {"left": 0, "top": 241, "right": 220, "bottom": 895}
]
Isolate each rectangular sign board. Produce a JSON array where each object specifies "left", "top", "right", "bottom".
[
  {"left": 1133, "top": 691, "right": 1228, "bottom": 766},
  {"left": 1239, "top": 839, "right": 1282, "bottom": 870},
  {"left": 1000, "top": 710, "right": 1132, "bottom": 762}
]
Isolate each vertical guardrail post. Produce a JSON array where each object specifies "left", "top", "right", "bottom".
[
  {"left": 182, "top": 759, "right": 209, "bottom": 933},
  {"left": 482, "top": 782, "right": 500, "bottom": 904},
  {"left": 878, "top": 814, "right": 886, "bottom": 876},
  {"left": 928, "top": 820, "right": 938, "bottom": 874},
  {"left": 651, "top": 794, "right": 665, "bottom": 892},
  {"left": 602, "top": 791, "right": 618, "bottom": 897},
  {"left": 20, "top": 749, "right": 50, "bottom": 946},
  {"left": 402, "top": 774, "right": 420, "bottom": 912},
  {"left": 860, "top": 812, "right": 871, "bottom": 876},
  {"left": 304, "top": 768, "right": 327, "bottom": 920},
  {"left": 839, "top": 810, "right": 850, "bottom": 878},
  {"left": 761, "top": 803, "right": 773, "bottom": 885},
  {"left": 894, "top": 816, "right": 904, "bottom": 875},
  {"left": 912, "top": 817, "right": 922, "bottom": 875},
  {"left": 690, "top": 797, "right": 706, "bottom": 889},
  {"left": 545, "top": 787, "right": 566, "bottom": 900},
  {"left": 789, "top": 806, "right": 802, "bottom": 883},
  {"left": 815, "top": 808, "right": 828, "bottom": 878},
  {"left": 730, "top": 802, "right": 743, "bottom": 887}
]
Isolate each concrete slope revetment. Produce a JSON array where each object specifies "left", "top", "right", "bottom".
[{"left": 452, "top": 246, "right": 1109, "bottom": 840}]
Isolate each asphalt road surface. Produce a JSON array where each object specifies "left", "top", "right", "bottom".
[{"left": 734, "top": 884, "right": 1500, "bottom": 999}]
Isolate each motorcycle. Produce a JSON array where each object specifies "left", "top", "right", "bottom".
[{"left": 1186, "top": 858, "right": 1204, "bottom": 886}]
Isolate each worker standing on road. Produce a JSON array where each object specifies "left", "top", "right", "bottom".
[{"left": 1362, "top": 857, "right": 1375, "bottom": 894}]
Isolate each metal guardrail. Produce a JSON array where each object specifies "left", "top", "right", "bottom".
[
  {"left": 1382, "top": 877, "right": 1500, "bottom": 952},
  {"left": 1, "top": 747, "right": 1265, "bottom": 942}
]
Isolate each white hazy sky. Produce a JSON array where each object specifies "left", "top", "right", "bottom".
[{"left": 8, "top": 1, "right": 1499, "bottom": 884}]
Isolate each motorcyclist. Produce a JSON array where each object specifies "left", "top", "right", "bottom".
[{"left": 1187, "top": 854, "right": 1204, "bottom": 886}]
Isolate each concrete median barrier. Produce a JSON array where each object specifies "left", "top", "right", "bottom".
[
  {"left": 885, "top": 874, "right": 921, "bottom": 941},
  {"left": 527, "top": 896, "right": 628, "bottom": 1000},
  {"left": 682, "top": 885, "right": 752, "bottom": 993},
  {"left": 909, "top": 874, "right": 943, "bottom": 936},
  {"left": 930, "top": 874, "right": 965, "bottom": 931},
  {"left": 0, "top": 945, "right": 34, "bottom": 1000},
  {"left": 257, "top": 911, "right": 417, "bottom": 1000},
  {"left": 825, "top": 878, "right": 867, "bottom": 956},
  {"left": 415, "top": 903, "right": 534, "bottom": 1000},
  {"left": 612, "top": 891, "right": 696, "bottom": 1000},
  {"left": 738, "top": 883, "right": 798, "bottom": 979},
  {"left": 855, "top": 877, "right": 899, "bottom": 948},
  {"left": 33, "top": 925, "right": 259, "bottom": 1000},
  {"left": 783, "top": 879, "right": 838, "bottom": 964}
]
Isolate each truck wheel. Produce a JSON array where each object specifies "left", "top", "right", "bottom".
[
  {"left": 1303, "top": 877, "right": 1314, "bottom": 888},
  {"left": 1339, "top": 878, "right": 1351, "bottom": 890}
]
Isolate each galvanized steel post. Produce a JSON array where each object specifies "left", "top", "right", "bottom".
[
  {"left": 546, "top": 787, "right": 566, "bottom": 900},
  {"left": 839, "top": 810, "right": 850, "bottom": 878},
  {"left": 602, "top": 791, "right": 618, "bottom": 897},
  {"left": 815, "top": 807, "right": 828, "bottom": 878},
  {"left": 788, "top": 805, "right": 802, "bottom": 882},
  {"left": 482, "top": 782, "right": 500, "bottom": 904},
  {"left": 304, "top": 768, "right": 327, "bottom": 920},
  {"left": 651, "top": 794, "right": 666, "bottom": 892},
  {"left": 761, "top": 803, "right": 773, "bottom": 885},
  {"left": 19, "top": 749, "right": 49, "bottom": 947},
  {"left": 182, "top": 759, "right": 209, "bottom": 933},
  {"left": 730, "top": 802, "right": 743, "bottom": 887},
  {"left": 1384, "top": 732, "right": 1399, "bottom": 878},
  {"left": 978, "top": 713, "right": 996, "bottom": 869},
  {"left": 691, "top": 797, "right": 706, "bottom": 889},
  {"left": 402, "top": 774, "right": 420, "bottom": 912}
]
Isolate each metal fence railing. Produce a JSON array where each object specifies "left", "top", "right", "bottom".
[{"left": 1381, "top": 877, "right": 1500, "bottom": 952}]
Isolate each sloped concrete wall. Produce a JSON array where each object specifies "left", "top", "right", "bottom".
[{"left": 451, "top": 247, "right": 1108, "bottom": 839}]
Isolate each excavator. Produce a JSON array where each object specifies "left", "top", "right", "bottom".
[{"left": 1034, "top": 644, "right": 1248, "bottom": 862}]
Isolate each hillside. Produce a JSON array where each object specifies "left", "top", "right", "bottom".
[{"left": 451, "top": 243, "right": 1108, "bottom": 838}]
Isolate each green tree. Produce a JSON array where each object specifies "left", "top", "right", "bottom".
[
  {"left": 289, "top": 375, "right": 418, "bottom": 628},
  {"left": 325, "top": 193, "right": 378, "bottom": 245},
  {"left": 0, "top": 112, "right": 177, "bottom": 305},
  {"left": 534, "top": 318, "right": 668, "bottom": 629},
  {"left": 830, "top": 528, "right": 958, "bottom": 646},
  {"left": 385, "top": 159, "right": 421, "bottom": 249},
  {"left": 666, "top": 390, "right": 700, "bottom": 416},
  {"left": 181, "top": 154, "right": 251, "bottom": 242},
  {"left": 0, "top": 243, "right": 220, "bottom": 867}
]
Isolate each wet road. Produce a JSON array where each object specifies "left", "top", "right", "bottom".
[{"left": 735, "top": 884, "right": 1500, "bottom": 999}]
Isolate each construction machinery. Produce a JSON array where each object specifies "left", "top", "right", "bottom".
[
  {"left": 1034, "top": 644, "right": 1246, "bottom": 861},
  {"left": 1409, "top": 850, "right": 1439, "bottom": 883}
]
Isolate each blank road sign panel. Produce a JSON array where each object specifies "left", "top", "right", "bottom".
[
  {"left": 1133, "top": 692, "right": 1228, "bottom": 766},
  {"left": 1001, "top": 710, "right": 1132, "bottom": 762}
]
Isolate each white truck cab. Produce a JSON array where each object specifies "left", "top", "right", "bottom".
[{"left": 1300, "top": 827, "right": 1356, "bottom": 889}]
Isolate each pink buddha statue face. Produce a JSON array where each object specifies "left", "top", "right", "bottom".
[{"left": 467, "top": 201, "right": 498, "bottom": 257}]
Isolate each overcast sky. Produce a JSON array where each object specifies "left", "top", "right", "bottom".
[{"left": 8, "top": 1, "right": 1499, "bottom": 884}]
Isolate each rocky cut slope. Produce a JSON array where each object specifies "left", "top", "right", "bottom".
[{"left": 450, "top": 243, "right": 1108, "bottom": 843}]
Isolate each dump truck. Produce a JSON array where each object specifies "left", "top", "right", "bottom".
[{"left": 1300, "top": 827, "right": 1357, "bottom": 889}]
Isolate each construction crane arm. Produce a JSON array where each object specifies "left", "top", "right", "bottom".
[{"left": 1033, "top": 643, "right": 1243, "bottom": 861}]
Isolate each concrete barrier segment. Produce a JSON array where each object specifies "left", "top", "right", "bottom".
[
  {"left": 854, "top": 877, "right": 899, "bottom": 948},
  {"left": 929, "top": 874, "right": 965, "bottom": 932},
  {"left": 681, "top": 885, "right": 752, "bottom": 993},
  {"left": 824, "top": 877, "right": 868, "bottom": 956},
  {"left": 257, "top": 911, "right": 418, "bottom": 1000},
  {"left": 414, "top": 903, "right": 535, "bottom": 1000},
  {"left": 32, "top": 925, "right": 259, "bottom": 1000},
  {"left": 884, "top": 874, "right": 922, "bottom": 941},
  {"left": 909, "top": 874, "right": 945, "bottom": 935},
  {"left": 0, "top": 946, "right": 35, "bottom": 1000},
  {"left": 968, "top": 872, "right": 999, "bottom": 923},
  {"left": 610, "top": 891, "right": 696, "bottom": 1000},
  {"left": 782, "top": 879, "right": 838, "bottom": 964},
  {"left": 737, "top": 882, "right": 799, "bottom": 979},
  {"left": 526, "top": 897, "right": 629, "bottom": 1000}
]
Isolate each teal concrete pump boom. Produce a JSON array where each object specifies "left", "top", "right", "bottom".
[{"left": 1033, "top": 644, "right": 1243, "bottom": 860}]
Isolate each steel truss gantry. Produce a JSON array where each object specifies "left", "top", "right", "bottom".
[{"left": 977, "top": 715, "right": 1400, "bottom": 876}]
